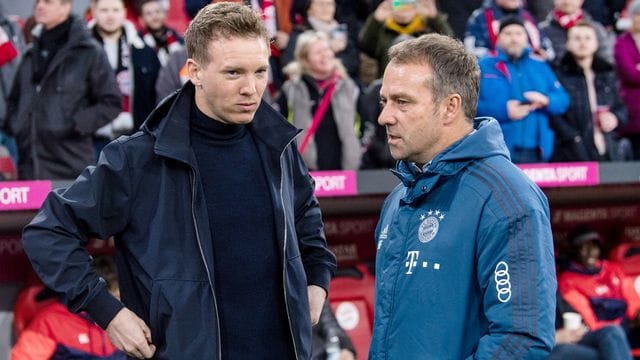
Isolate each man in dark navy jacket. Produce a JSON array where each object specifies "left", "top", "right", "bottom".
[{"left": 21, "top": 3, "right": 336, "bottom": 359}]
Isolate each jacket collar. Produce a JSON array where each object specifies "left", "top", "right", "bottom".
[
  {"left": 392, "top": 118, "right": 510, "bottom": 188},
  {"left": 31, "top": 15, "right": 91, "bottom": 47},
  {"left": 29, "top": 16, "right": 95, "bottom": 83},
  {"left": 495, "top": 47, "right": 532, "bottom": 63},
  {"left": 559, "top": 51, "right": 614, "bottom": 74},
  {"left": 142, "top": 82, "right": 300, "bottom": 165}
]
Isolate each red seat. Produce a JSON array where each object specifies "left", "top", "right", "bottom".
[
  {"left": 328, "top": 263, "right": 375, "bottom": 360},
  {"left": 609, "top": 242, "right": 640, "bottom": 357},
  {"left": 609, "top": 242, "right": 640, "bottom": 318}
]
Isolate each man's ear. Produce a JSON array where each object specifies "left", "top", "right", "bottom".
[
  {"left": 186, "top": 58, "right": 201, "bottom": 86},
  {"left": 441, "top": 94, "right": 462, "bottom": 125}
]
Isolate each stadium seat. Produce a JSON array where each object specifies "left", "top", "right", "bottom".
[
  {"left": 328, "top": 263, "right": 375, "bottom": 360},
  {"left": 609, "top": 242, "right": 640, "bottom": 357}
]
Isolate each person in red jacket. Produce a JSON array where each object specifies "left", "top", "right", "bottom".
[
  {"left": 558, "top": 225, "right": 640, "bottom": 347},
  {"left": 11, "top": 256, "right": 125, "bottom": 359}
]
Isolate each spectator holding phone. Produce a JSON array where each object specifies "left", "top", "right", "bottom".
[
  {"left": 358, "top": 0, "right": 452, "bottom": 77},
  {"left": 282, "top": 0, "right": 360, "bottom": 81}
]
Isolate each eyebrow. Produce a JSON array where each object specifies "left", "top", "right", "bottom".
[
  {"left": 220, "top": 65, "right": 269, "bottom": 72},
  {"left": 382, "top": 92, "right": 416, "bottom": 101}
]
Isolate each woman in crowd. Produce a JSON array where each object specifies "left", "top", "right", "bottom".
[{"left": 279, "top": 31, "right": 361, "bottom": 171}]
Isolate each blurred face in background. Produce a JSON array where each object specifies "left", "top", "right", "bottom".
[
  {"left": 92, "top": 0, "right": 126, "bottom": 35},
  {"left": 566, "top": 25, "right": 598, "bottom": 60},
  {"left": 497, "top": 24, "right": 529, "bottom": 58},
  {"left": 307, "top": 0, "right": 336, "bottom": 23},
  {"left": 34, "top": 0, "right": 72, "bottom": 30},
  {"left": 495, "top": 0, "right": 522, "bottom": 10},
  {"left": 304, "top": 38, "right": 336, "bottom": 79},
  {"left": 578, "top": 241, "right": 600, "bottom": 269},
  {"left": 554, "top": 0, "right": 584, "bottom": 14},
  {"left": 139, "top": 0, "right": 166, "bottom": 31},
  {"left": 391, "top": 0, "right": 417, "bottom": 25}
]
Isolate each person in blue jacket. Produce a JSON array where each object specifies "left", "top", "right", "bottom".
[
  {"left": 371, "top": 33, "right": 557, "bottom": 359},
  {"left": 21, "top": 3, "right": 336, "bottom": 359},
  {"left": 477, "top": 16, "right": 570, "bottom": 163}
]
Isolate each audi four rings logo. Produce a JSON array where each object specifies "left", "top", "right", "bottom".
[{"left": 494, "top": 261, "right": 512, "bottom": 303}]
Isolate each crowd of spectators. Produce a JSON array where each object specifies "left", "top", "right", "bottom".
[{"left": 1, "top": 0, "right": 640, "bottom": 181}]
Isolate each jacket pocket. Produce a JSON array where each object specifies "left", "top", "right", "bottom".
[
  {"left": 149, "top": 281, "right": 166, "bottom": 348},
  {"left": 148, "top": 279, "right": 216, "bottom": 359},
  {"left": 284, "top": 255, "right": 311, "bottom": 358}
]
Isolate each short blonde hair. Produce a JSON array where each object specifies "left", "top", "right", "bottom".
[{"left": 184, "top": 2, "right": 270, "bottom": 66}]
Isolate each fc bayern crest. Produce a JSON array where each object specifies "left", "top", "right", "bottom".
[{"left": 418, "top": 210, "right": 445, "bottom": 243}]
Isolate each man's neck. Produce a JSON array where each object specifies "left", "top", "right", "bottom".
[{"left": 98, "top": 27, "right": 123, "bottom": 42}]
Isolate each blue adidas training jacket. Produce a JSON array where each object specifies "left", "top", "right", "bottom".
[{"left": 369, "top": 118, "right": 556, "bottom": 359}]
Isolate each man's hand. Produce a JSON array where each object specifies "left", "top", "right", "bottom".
[
  {"left": 416, "top": 0, "right": 438, "bottom": 19},
  {"left": 555, "top": 326, "right": 587, "bottom": 344},
  {"left": 523, "top": 91, "right": 549, "bottom": 110},
  {"left": 274, "top": 31, "right": 290, "bottom": 50},
  {"left": 329, "top": 37, "right": 348, "bottom": 53},
  {"left": 374, "top": 0, "right": 393, "bottom": 22},
  {"left": 308, "top": 285, "right": 327, "bottom": 325},
  {"left": 106, "top": 308, "right": 156, "bottom": 359},
  {"left": 598, "top": 111, "right": 618, "bottom": 133},
  {"left": 340, "top": 349, "right": 356, "bottom": 360},
  {"left": 507, "top": 99, "right": 532, "bottom": 120}
]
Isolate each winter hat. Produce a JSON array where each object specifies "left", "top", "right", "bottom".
[{"left": 498, "top": 15, "right": 526, "bottom": 33}]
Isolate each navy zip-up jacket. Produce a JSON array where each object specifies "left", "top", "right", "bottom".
[
  {"left": 369, "top": 118, "right": 556, "bottom": 359},
  {"left": 22, "top": 82, "right": 336, "bottom": 359}
]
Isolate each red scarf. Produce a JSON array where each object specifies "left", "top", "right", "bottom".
[
  {"left": 140, "top": 27, "right": 180, "bottom": 53},
  {"left": 298, "top": 72, "right": 340, "bottom": 155},
  {"left": 554, "top": 9, "right": 585, "bottom": 30},
  {"left": 0, "top": 28, "right": 17, "bottom": 67}
]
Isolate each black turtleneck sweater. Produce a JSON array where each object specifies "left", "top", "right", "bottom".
[{"left": 190, "top": 104, "right": 294, "bottom": 359}]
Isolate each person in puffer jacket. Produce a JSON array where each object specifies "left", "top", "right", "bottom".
[
  {"left": 370, "top": 33, "right": 556, "bottom": 359},
  {"left": 558, "top": 225, "right": 640, "bottom": 348},
  {"left": 11, "top": 256, "right": 125, "bottom": 360}
]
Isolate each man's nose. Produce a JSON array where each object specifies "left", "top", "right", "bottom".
[
  {"left": 378, "top": 105, "right": 395, "bottom": 126},
  {"left": 240, "top": 76, "right": 257, "bottom": 96}
]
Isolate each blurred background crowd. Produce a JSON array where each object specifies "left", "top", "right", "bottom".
[{"left": 1, "top": 0, "right": 640, "bottom": 182}]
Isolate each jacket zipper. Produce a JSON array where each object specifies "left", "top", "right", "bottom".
[
  {"left": 190, "top": 168, "right": 222, "bottom": 359},
  {"left": 279, "top": 138, "right": 300, "bottom": 360}
]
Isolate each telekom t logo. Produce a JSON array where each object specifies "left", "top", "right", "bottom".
[{"left": 405, "top": 251, "right": 420, "bottom": 274}]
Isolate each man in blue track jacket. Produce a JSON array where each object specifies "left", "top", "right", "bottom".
[
  {"left": 477, "top": 16, "right": 569, "bottom": 163},
  {"left": 370, "top": 33, "right": 556, "bottom": 359}
]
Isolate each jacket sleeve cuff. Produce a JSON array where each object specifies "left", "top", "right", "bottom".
[
  {"left": 305, "top": 264, "right": 333, "bottom": 293},
  {"left": 84, "top": 286, "right": 125, "bottom": 329}
]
